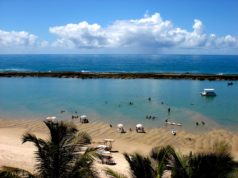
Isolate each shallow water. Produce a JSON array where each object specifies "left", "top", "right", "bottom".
[{"left": 0, "top": 78, "right": 237, "bottom": 131}]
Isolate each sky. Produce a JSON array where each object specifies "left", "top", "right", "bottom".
[{"left": 0, "top": 0, "right": 238, "bottom": 54}]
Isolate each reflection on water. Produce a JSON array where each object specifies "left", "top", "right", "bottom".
[{"left": 203, "top": 96, "right": 216, "bottom": 103}]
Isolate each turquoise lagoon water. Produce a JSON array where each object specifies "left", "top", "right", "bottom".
[{"left": 0, "top": 78, "right": 237, "bottom": 131}]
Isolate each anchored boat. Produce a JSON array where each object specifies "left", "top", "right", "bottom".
[{"left": 200, "top": 88, "right": 216, "bottom": 96}]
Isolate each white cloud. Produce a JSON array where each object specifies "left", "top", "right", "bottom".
[
  {"left": 49, "top": 13, "right": 238, "bottom": 52},
  {"left": 49, "top": 21, "right": 108, "bottom": 49},
  {"left": 0, "top": 29, "right": 51, "bottom": 53},
  {"left": 0, "top": 12, "right": 238, "bottom": 54},
  {"left": 0, "top": 29, "right": 38, "bottom": 47},
  {"left": 192, "top": 19, "right": 203, "bottom": 35}
]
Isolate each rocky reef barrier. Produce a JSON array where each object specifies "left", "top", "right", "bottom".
[{"left": 0, "top": 72, "right": 238, "bottom": 80}]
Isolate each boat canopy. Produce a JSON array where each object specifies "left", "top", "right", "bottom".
[{"left": 204, "top": 88, "right": 215, "bottom": 91}]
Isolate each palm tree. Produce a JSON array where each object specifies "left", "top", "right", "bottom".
[
  {"left": 106, "top": 145, "right": 237, "bottom": 178},
  {"left": 152, "top": 145, "right": 237, "bottom": 178},
  {"left": 105, "top": 146, "right": 183, "bottom": 178},
  {"left": 0, "top": 120, "right": 97, "bottom": 178},
  {"left": 150, "top": 145, "right": 189, "bottom": 178}
]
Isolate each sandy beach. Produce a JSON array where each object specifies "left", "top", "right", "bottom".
[{"left": 0, "top": 118, "right": 238, "bottom": 177}]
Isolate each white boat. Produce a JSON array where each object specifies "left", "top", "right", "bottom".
[{"left": 200, "top": 88, "right": 216, "bottom": 96}]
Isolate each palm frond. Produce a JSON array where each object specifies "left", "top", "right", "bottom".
[
  {"left": 75, "top": 131, "right": 92, "bottom": 145},
  {"left": 150, "top": 145, "right": 189, "bottom": 178},
  {"left": 22, "top": 132, "right": 52, "bottom": 177},
  {"left": 0, "top": 166, "right": 35, "bottom": 178},
  {"left": 188, "top": 152, "right": 236, "bottom": 178},
  {"left": 44, "top": 120, "right": 78, "bottom": 145},
  {"left": 69, "top": 153, "right": 97, "bottom": 178},
  {"left": 104, "top": 168, "right": 128, "bottom": 178},
  {"left": 0, "top": 171, "right": 19, "bottom": 178},
  {"left": 124, "top": 152, "right": 155, "bottom": 178}
]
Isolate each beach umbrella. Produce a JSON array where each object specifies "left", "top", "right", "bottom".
[
  {"left": 136, "top": 123, "right": 143, "bottom": 128},
  {"left": 46, "top": 116, "right": 56, "bottom": 121},
  {"left": 80, "top": 115, "right": 87, "bottom": 119},
  {"left": 117, "top": 123, "right": 124, "bottom": 128}
]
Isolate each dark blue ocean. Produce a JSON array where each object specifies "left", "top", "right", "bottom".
[{"left": 0, "top": 54, "right": 238, "bottom": 74}]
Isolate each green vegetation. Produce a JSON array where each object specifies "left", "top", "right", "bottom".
[
  {"left": 104, "top": 168, "right": 127, "bottom": 178},
  {"left": 0, "top": 166, "right": 35, "bottom": 178},
  {"left": 107, "top": 144, "right": 237, "bottom": 178}
]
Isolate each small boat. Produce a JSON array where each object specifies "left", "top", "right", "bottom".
[{"left": 200, "top": 88, "right": 216, "bottom": 96}]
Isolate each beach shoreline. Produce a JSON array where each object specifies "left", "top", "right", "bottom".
[
  {"left": 0, "top": 111, "right": 234, "bottom": 134},
  {"left": 0, "top": 118, "right": 238, "bottom": 177}
]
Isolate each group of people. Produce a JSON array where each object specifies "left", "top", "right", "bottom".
[
  {"left": 72, "top": 115, "right": 79, "bottom": 119},
  {"left": 196, "top": 121, "right": 205, "bottom": 126},
  {"left": 145, "top": 107, "right": 171, "bottom": 120},
  {"left": 146, "top": 115, "right": 157, "bottom": 120}
]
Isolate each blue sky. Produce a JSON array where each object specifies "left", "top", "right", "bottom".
[{"left": 0, "top": 0, "right": 238, "bottom": 54}]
